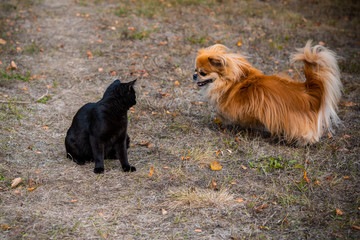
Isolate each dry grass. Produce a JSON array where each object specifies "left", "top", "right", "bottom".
[
  {"left": 167, "top": 187, "right": 236, "bottom": 209},
  {"left": 0, "top": 0, "right": 359, "bottom": 239}
]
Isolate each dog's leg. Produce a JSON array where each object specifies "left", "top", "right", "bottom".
[
  {"left": 116, "top": 136, "right": 136, "bottom": 172},
  {"left": 90, "top": 136, "right": 105, "bottom": 174}
]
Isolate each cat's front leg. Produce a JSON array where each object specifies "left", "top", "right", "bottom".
[
  {"left": 90, "top": 135, "right": 105, "bottom": 174},
  {"left": 116, "top": 137, "right": 136, "bottom": 172}
]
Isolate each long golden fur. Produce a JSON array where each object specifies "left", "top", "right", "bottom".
[{"left": 193, "top": 42, "right": 343, "bottom": 145}]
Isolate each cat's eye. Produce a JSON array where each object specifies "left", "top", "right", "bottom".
[{"left": 199, "top": 71, "right": 207, "bottom": 76}]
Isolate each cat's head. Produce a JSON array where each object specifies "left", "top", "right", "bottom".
[{"left": 103, "top": 79, "right": 137, "bottom": 109}]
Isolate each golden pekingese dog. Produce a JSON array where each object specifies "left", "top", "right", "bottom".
[{"left": 193, "top": 41, "right": 342, "bottom": 145}]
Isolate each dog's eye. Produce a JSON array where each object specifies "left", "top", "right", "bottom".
[{"left": 199, "top": 71, "right": 207, "bottom": 76}]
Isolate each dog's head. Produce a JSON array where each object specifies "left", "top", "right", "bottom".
[{"left": 193, "top": 44, "right": 251, "bottom": 87}]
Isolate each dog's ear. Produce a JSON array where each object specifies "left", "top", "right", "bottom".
[{"left": 208, "top": 56, "right": 225, "bottom": 68}]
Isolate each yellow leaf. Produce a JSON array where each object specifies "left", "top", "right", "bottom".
[
  {"left": 237, "top": 198, "right": 244, "bottom": 203},
  {"left": 237, "top": 41, "right": 242, "bottom": 46},
  {"left": 213, "top": 118, "right": 221, "bottom": 124},
  {"left": 11, "top": 177, "right": 22, "bottom": 188},
  {"left": 99, "top": 210, "right": 104, "bottom": 216},
  {"left": 71, "top": 199, "right": 78, "bottom": 202},
  {"left": 210, "top": 161, "right": 222, "bottom": 171},
  {"left": 27, "top": 187, "right": 36, "bottom": 191},
  {"left": 149, "top": 166, "right": 154, "bottom": 177},
  {"left": 304, "top": 171, "right": 309, "bottom": 183},
  {"left": 174, "top": 81, "right": 180, "bottom": 85}
]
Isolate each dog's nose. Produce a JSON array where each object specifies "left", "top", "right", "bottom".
[{"left": 193, "top": 73, "right": 198, "bottom": 81}]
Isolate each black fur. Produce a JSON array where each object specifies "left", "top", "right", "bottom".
[{"left": 65, "top": 79, "right": 137, "bottom": 174}]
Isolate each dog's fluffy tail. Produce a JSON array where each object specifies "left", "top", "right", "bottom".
[{"left": 291, "top": 41, "right": 343, "bottom": 139}]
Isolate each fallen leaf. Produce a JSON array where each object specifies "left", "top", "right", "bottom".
[
  {"left": 174, "top": 81, "right": 180, "bottom": 85},
  {"left": 0, "top": 38, "right": 6, "bottom": 45},
  {"left": 241, "top": 165, "right": 247, "bottom": 170},
  {"left": 42, "top": 126, "right": 48, "bottom": 130},
  {"left": 352, "top": 225, "right": 360, "bottom": 230},
  {"left": 137, "top": 141, "right": 150, "bottom": 146},
  {"left": 23, "top": 87, "right": 27, "bottom": 91},
  {"left": 161, "top": 209, "right": 168, "bottom": 215},
  {"left": 162, "top": 167, "right": 169, "bottom": 169},
  {"left": 216, "top": 150, "right": 221, "bottom": 156},
  {"left": 213, "top": 118, "right": 221, "bottom": 124},
  {"left": 343, "top": 176, "right": 350, "bottom": 179},
  {"left": 237, "top": 198, "right": 244, "bottom": 203},
  {"left": 11, "top": 177, "right": 22, "bottom": 189},
  {"left": 27, "top": 187, "right": 36, "bottom": 191},
  {"left": 1, "top": 224, "right": 11, "bottom": 230},
  {"left": 254, "top": 204, "right": 269, "bottom": 212},
  {"left": 194, "top": 229, "right": 202, "bottom": 233},
  {"left": 210, "top": 161, "right": 222, "bottom": 171},
  {"left": 230, "top": 181, "right": 237, "bottom": 185},
  {"left": 237, "top": 41, "right": 242, "bottom": 46},
  {"left": 98, "top": 68, "right": 103, "bottom": 72},
  {"left": 336, "top": 209, "right": 343, "bottom": 215},
  {"left": 344, "top": 101, "right": 357, "bottom": 107},
  {"left": 304, "top": 171, "right": 309, "bottom": 183},
  {"left": 35, "top": 171, "right": 41, "bottom": 174},
  {"left": 14, "top": 190, "right": 20, "bottom": 194},
  {"left": 46, "top": 85, "right": 52, "bottom": 89},
  {"left": 8, "top": 61, "right": 17, "bottom": 70},
  {"left": 211, "top": 178, "right": 217, "bottom": 190},
  {"left": 71, "top": 199, "right": 78, "bottom": 202},
  {"left": 343, "top": 134, "right": 350, "bottom": 139},
  {"left": 318, "top": 41, "right": 325, "bottom": 46},
  {"left": 99, "top": 210, "right": 104, "bottom": 216},
  {"left": 148, "top": 166, "right": 154, "bottom": 177},
  {"left": 87, "top": 50, "right": 93, "bottom": 59}
]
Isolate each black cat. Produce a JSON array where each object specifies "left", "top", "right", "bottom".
[{"left": 65, "top": 79, "right": 137, "bottom": 174}]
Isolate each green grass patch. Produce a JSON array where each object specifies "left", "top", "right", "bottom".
[
  {"left": 36, "top": 94, "right": 51, "bottom": 104},
  {"left": 186, "top": 35, "right": 208, "bottom": 46},
  {"left": 0, "top": 69, "right": 31, "bottom": 84},
  {"left": 0, "top": 102, "right": 25, "bottom": 121},
  {"left": 24, "top": 41, "right": 41, "bottom": 54}
]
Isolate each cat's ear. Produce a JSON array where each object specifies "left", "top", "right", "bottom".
[
  {"left": 128, "top": 79, "right": 137, "bottom": 85},
  {"left": 127, "top": 79, "right": 137, "bottom": 88},
  {"left": 114, "top": 79, "right": 121, "bottom": 83}
]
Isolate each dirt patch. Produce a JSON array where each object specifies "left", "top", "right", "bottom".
[{"left": 1, "top": 0, "right": 359, "bottom": 239}]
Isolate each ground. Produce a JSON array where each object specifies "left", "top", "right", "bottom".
[{"left": 0, "top": 0, "right": 359, "bottom": 239}]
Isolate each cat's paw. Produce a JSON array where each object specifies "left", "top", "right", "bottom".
[
  {"left": 94, "top": 167, "right": 104, "bottom": 174},
  {"left": 74, "top": 159, "right": 85, "bottom": 165},
  {"left": 123, "top": 165, "right": 136, "bottom": 172}
]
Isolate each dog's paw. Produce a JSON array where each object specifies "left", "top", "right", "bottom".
[
  {"left": 123, "top": 165, "right": 136, "bottom": 172},
  {"left": 94, "top": 167, "right": 104, "bottom": 174}
]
